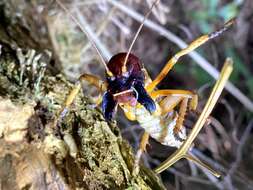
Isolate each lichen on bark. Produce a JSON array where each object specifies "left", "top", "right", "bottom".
[{"left": 0, "top": 1, "right": 166, "bottom": 189}]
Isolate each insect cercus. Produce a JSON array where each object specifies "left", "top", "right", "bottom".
[{"left": 55, "top": 0, "right": 234, "bottom": 177}]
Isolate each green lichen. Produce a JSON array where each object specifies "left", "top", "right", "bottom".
[
  {"left": 0, "top": 42, "right": 166, "bottom": 189},
  {"left": 0, "top": 2, "right": 166, "bottom": 187}
]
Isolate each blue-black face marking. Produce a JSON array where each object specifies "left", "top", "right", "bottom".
[
  {"left": 106, "top": 69, "right": 145, "bottom": 93},
  {"left": 102, "top": 91, "right": 117, "bottom": 121},
  {"left": 107, "top": 76, "right": 129, "bottom": 93},
  {"left": 133, "top": 81, "right": 156, "bottom": 114}
]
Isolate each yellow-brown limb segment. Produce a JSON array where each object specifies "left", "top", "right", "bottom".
[
  {"left": 57, "top": 73, "right": 105, "bottom": 121},
  {"left": 140, "top": 132, "right": 150, "bottom": 152},
  {"left": 174, "top": 98, "right": 188, "bottom": 135},
  {"left": 150, "top": 89, "right": 198, "bottom": 114},
  {"left": 79, "top": 73, "right": 107, "bottom": 92},
  {"left": 133, "top": 132, "right": 150, "bottom": 176},
  {"left": 146, "top": 19, "right": 235, "bottom": 92},
  {"left": 150, "top": 89, "right": 195, "bottom": 99},
  {"left": 154, "top": 58, "right": 233, "bottom": 177}
]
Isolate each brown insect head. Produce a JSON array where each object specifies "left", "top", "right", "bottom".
[{"left": 102, "top": 53, "right": 156, "bottom": 120}]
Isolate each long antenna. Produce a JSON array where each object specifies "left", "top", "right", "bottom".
[
  {"left": 55, "top": 0, "right": 113, "bottom": 76},
  {"left": 122, "top": 0, "right": 160, "bottom": 73}
]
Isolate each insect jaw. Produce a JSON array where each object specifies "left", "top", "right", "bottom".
[{"left": 102, "top": 91, "right": 118, "bottom": 121}]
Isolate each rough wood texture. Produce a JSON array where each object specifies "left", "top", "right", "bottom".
[{"left": 0, "top": 1, "right": 165, "bottom": 189}]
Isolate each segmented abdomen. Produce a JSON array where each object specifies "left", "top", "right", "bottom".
[{"left": 135, "top": 105, "right": 186, "bottom": 148}]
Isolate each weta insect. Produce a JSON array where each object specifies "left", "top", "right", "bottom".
[{"left": 55, "top": 0, "right": 234, "bottom": 177}]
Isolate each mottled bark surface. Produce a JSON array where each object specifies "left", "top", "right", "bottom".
[{"left": 0, "top": 1, "right": 165, "bottom": 189}]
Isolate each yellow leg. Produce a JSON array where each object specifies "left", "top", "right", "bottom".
[
  {"left": 133, "top": 132, "right": 150, "bottom": 176},
  {"left": 151, "top": 89, "right": 198, "bottom": 136},
  {"left": 174, "top": 98, "right": 188, "bottom": 135},
  {"left": 151, "top": 89, "right": 198, "bottom": 112},
  {"left": 133, "top": 89, "right": 198, "bottom": 171},
  {"left": 156, "top": 90, "right": 212, "bottom": 136},
  {"left": 146, "top": 19, "right": 235, "bottom": 92},
  {"left": 58, "top": 73, "right": 106, "bottom": 121},
  {"left": 160, "top": 96, "right": 183, "bottom": 114},
  {"left": 79, "top": 73, "right": 107, "bottom": 91},
  {"left": 94, "top": 95, "right": 103, "bottom": 106},
  {"left": 154, "top": 58, "right": 233, "bottom": 177}
]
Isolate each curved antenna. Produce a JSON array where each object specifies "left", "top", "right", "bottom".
[
  {"left": 55, "top": 0, "right": 113, "bottom": 76},
  {"left": 122, "top": 0, "right": 160, "bottom": 73}
]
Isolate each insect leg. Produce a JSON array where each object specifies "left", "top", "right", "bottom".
[
  {"left": 57, "top": 73, "right": 106, "bottom": 123},
  {"left": 151, "top": 90, "right": 198, "bottom": 137},
  {"left": 174, "top": 98, "right": 188, "bottom": 135},
  {"left": 146, "top": 19, "right": 235, "bottom": 92},
  {"left": 151, "top": 89, "right": 198, "bottom": 112},
  {"left": 154, "top": 58, "right": 233, "bottom": 177},
  {"left": 134, "top": 90, "right": 197, "bottom": 174},
  {"left": 79, "top": 74, "right": 107, "bottom": 105},
  {"left": 133, "top": 131, "right": 150, "bottom": 176},
  {"left": 183, "top": 153, "right": 220, "bottom": 177}
]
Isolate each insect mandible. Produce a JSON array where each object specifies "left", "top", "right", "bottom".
[{"left": 55, "top": 0, "right": 234, "bottom": 177}]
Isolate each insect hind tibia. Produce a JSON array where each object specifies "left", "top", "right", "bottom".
[{"left": 154, "top": 58, "right": 233, "bottom": 177}]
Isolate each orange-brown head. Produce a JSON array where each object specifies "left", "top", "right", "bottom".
[
  {"left": 107, "top": 52, "right": 143, "bottom": 77},
  {"left": 102, "top": 53, "right": 156, "bottom": 121}
]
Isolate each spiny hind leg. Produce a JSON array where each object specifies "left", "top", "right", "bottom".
[
  {"left": 154, "top": 59, "right": 233, "bottom": 176},
  {"left": 135, "top": 89, "right": 198, "bottom": 154},
  {"left": 174, "top": 98, "right": 188, "bottom": 136},
  {"left": 151, "top": 89, "right": 198, "bottom": 112},
  {"left": 146, "top": 19, "right": 235, "bottom": 92},
  {"left": 57, "top": 73, "right": 106, "bottom": 123},
  {"left": 151, "top": 89, "right": 198, "bottom": 135},
  {"left": 134, "top": 90, "right": 198, "bottom": 174}
]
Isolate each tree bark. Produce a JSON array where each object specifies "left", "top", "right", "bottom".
[{"left": 0, "top": 1, "right": 165, "bottom": 190}]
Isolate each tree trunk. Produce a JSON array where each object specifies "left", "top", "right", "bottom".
[{"left": 0, "top": 1, "right": 165, "bottom": 190}]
